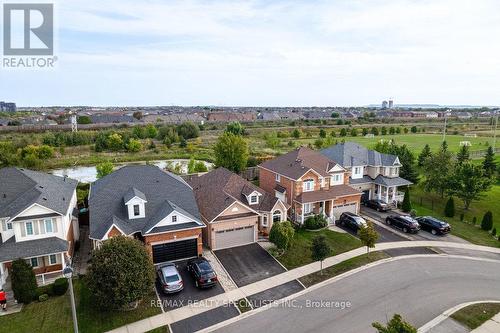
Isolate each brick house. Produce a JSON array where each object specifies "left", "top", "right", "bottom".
[
  {"left": 0, "top": 168, "right": 79, "bottom": 287},
  {"left": 259, "top": 147, "right": 362, "bottom": 225},
  {"left": 89, "top": 165, "right": 205, "bottom": 264},
  {"left": 188, "top": 168, "right": 288, "bottom": 250}
]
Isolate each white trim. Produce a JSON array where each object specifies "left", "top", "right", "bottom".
[
  {"left": 328, "top": 164, "right": 345, "bottom": 172},
  {"left": 209, "top": 201, "right": 261, "bottom": 223},
  {"left": 102, "top": 223, "right": 127, "bottom": 239},
  {"left": 149, "top": 235, "right": 199, "bottom": 246},
  {"left": 145, "top": 209, "right": 204, "bottom": 234},
  {"left": 144, "top": 225, "right": 204, "bottom": 237},
  {"left": 124, "top": 196, "right": 147, "bottom": 205},
  {"left": 8, "top": 203, "right": 62, "bottom": 223}
]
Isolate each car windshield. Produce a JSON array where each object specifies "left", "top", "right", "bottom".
[
  {"left": 165, "top": 274, "right": 180, "bottom": 283},
  {"left": 353, "top": 217, "right": 366, "bottom": 224},
  {"left": 197, "top": 261, "right": 212, "bottom": 273}
]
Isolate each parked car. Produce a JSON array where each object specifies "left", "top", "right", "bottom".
[
  {"left": 416, "top": 216, "right": 451, "bottom": 235},
  {"left": 157, "top": 263, "right": 183, "bottom": 294},
  {"left": 187, "top": 257, "right": 218, "bottom": 288},
  {"left": 385, "top": 215, "right": 420, "bottom": 233},
  {"left": 365, "top": 199, "right": 390, "bottom": 212},
  {"left": 338, "top": 212, "right": 367, "bottom": 232}
]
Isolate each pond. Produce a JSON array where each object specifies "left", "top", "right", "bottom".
[{"left": 50, "top": 159, "right": 213, "bottom": 183}]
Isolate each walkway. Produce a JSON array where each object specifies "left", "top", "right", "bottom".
[
  {"left": 107, "top": 241, "right": 500, "bottom": 333},
  {"left": 472, "top": 312, "right": 500, "bottom": 333}
]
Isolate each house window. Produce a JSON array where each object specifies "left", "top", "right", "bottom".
[
  {"left": 261, "top": 216, "right": 268, "bottom": 227},
  {"left": 275, "top": 174, "right": 280, "bottom": 182},
  {"left": 7, "top": 222, "right": 12, "bottom": 230},
  {"left": 26, "top": 221, "right": 34, "bottom": 235},
  {"left": 49, "top": 254, "right": 57, "bottom": 265},
  {"left": 133, "top": 204, "right": 140, "bottom": 216},
  {"left": 354, "top": 167, "right": 361, "bottom": 175},
  {"left": 250, "top": 195, "right": 258, "bottom": 204},
  {"left": 45, "top": 219, "right": 53, "bottom": 233},
  {"left": 172, "top": 215, "right": 177, "bottom": 223},
  {"left": 273, "top": 210, "right": 282, "bottom": 223},
  {"left": 303, "top": 179, "right": 314, "bottom": 192},
  {"left": 30, "top": 257, "right": 39, "bottom": 268},
  {"left": 303, "top": 203, "right": 312, "bottom": 214}
]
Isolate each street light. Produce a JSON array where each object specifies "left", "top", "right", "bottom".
[{"left": 63, "top": 265, "right": 79, "bottom": 333}]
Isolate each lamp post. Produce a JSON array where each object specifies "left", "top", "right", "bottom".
[{"left": 63, "top": 266, "right": 79, "bottom": 333}]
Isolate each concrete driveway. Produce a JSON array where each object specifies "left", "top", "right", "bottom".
[{"left": 215, "top": 243, "right": 304, "bottom": 307}]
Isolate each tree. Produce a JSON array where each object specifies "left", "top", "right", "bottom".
[
  {"left": 314, "top": 138, "right": 324, "bottom": 149},
  {"left": 225, "top": 121, "right": 245, "bottom": 136},
  {"left": 372, "top": 314, "right": 417, "bottom": 333},
  {"left": 86, "top": 236, "right": 155, "bottom": 310},
  {"left": 358, "top": 222, "right": 378, "bottom": 253},
  {"left": 371, "top": 127, "right": 379, "bottom": 136},
  {"left": 482, "top": 146, "right": 496, "bottom": 177},
  {"left": 291, "top": 128, "right": 301, "bottom": 139},
  {"left": 350, "top": 128, "right": 358, "bottom": 137},
  {"left": 456, "top": 145, "right": 470, "bottom": 164},
  {"left": 107, "top": 133, "right": 124, "bottom": 151},
  {"left": 362, "top": 128, "right": 369, "bottom": 136},
  {"left": 401, "top": 187, "right": 412, "bottom": 212},
  {"left": 447, "top": 162, "right": 492, "bottom": 210},
  {"left": 331, "top": 112, "right": 340, "bottom": 118},
  {"left": 179, "top": 136, "right": 187, "bottom": 148},
  {"left": 311, "top": 235, "right": 330, "bottom": 274},
  {"left": 374, "top": 142, "right": 419, "bottom": 184},
  {"left": 126, "top": 138, "right": 142, "bottom": 152},
  {"left": 481, "top": 211, "right": 493, "bottom": 231},
  {"left": 77, "top": 115, "right": 92, "bottom": 124},
  {"left": 133, "top": 126, "right": 147, "bottom": 139},
  {"left": 194, "top": 161, "right": 208, "bottom": 172},
  {"left": 214, "top": 132, "right": 249, "bottom": 173},
  {"left": 11, "top": 259, "right": 37, "bottom": 304},
  {"left": 417, "top": 144, "right": 432, "bottom": 167},
  {"left": 319, "top": 129, "right": 327, "bottom": 138},
  {"left": 96, "top": 161, "right": 114, "bottom": 179},
  {"left": 410, "top": 126, "right": 417, "bottom": 133},
  {"left": 381, "top": 127, "right": 387, "bottom": 135},
  {"left": 177, "top": 122, "right": 199, "bottom": 139},
  {"left": 423, "top": 145, "right": 453, "bottom": 197},
  {"left": 269, "top": 221, "right": 295, "bottom": 252},
  {"left": 444, "top": 197, "right": 455, "bottom": 217},
  {"left": 132, "top": 111, "right": 143, "bottom": 120},
  {"left": 340, "top": 128, "right": 347, "bottom": 137},
  {"left": 389, "top": 127, "right": 395, "bottom": 135}
]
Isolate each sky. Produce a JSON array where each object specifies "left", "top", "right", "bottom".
[{"left": 1, "top": 0, "right": 500, "bottom": 107}]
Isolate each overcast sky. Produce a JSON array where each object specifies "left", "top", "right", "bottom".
[{"left": 2, "top": 0, "right": 500, "bottom": 107}]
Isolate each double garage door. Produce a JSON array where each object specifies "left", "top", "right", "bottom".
[
  {"left": 152, "top": 239, "right": 197, "bottom": 264},
  {"left": 214, "top": 225, "right": 255, "bottom": 250},
  {"left": 333, "top": 203, "right": 358, "bottom": 221}
]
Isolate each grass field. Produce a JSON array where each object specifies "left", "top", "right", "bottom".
[{"left": 451, "top": 303, "right": 500, "bottom": 329}]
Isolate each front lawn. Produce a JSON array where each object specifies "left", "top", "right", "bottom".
[
  {"left": 0, "top": 278, "right": 161, "bottom": 333},
  {"left": 275, "top": 229, "right": 362, "bottom": 269},
  {"left": 451, "top": 303, "right": 500, "bottom": 329}
]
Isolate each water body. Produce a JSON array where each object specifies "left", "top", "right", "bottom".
[{"left": 50, "top": 159, "right": 213, "bottom": 183}]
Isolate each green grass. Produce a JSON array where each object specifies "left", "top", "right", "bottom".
[
  {"left": 451, "top": 303, "right": 500, "bottom": 329},
  {"left": 146, "top": 326, "right": 170, "bottom": 333},
  {"left": 235, "top": 298, "right": 252, "bottom": 313},
  {"left": 299, "top": 251, "right": 390, "bottom": 287},
  {"left": 0, "top": 278, "right": 162, "bottom": 333},
  {"left": 275, "top": 229, "right": 362, "bottom": 269},
  {"left": 412, "top": 185, "right": 500, "bottom": 248}
]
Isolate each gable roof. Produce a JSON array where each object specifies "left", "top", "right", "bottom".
[
  {"left": 188, "top": 167, "right": 282, "bottom": 222},
  {"left": 123, "top": 187, "right": 147, "bottom": 203},
  {"left": 0, "top": 167, "right": 78, "bottom": 219},
  {"left": 0, "top": 236, "right": 68, "bottom": 262},
  {"left": 259, "top": 146, "right": 341, "bottom": 180},
  {"left": 320, "top": 142, "right": 399, "bottom": 168},
  {"left": 89, "top": 165, "right": 203, "bottom": 240}
]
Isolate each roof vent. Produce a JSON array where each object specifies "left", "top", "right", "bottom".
[
  {"left": 39, "top": 185, "right": 44, "bottom": 189},
  {"left": 63, "top": 197, "right": 65, "bottom": 201},
  {"left": 42, "top": 197, "right": 47, "bottom": 200},
  {"left": 2, "top": 193, "right": 6, "bottom": 198}
]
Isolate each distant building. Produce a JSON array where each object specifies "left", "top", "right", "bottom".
[
  {"left": 381, "top": 100, "right": 388, "bottom": 109},
  {"left": 388, "top": 100, "right": 394, "bottom": 108},
  {"left": 0, "top": 102, "right": 16, "bottom": 112}
]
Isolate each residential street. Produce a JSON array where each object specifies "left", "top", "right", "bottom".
[{"left": 212, "top": 256, "right": 500, "bottom": 333}]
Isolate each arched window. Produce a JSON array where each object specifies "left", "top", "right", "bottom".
[{"left": 273, "top": 210, "right": 282, "bottom": 223}]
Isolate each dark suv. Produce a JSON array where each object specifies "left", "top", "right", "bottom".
[
  {"left": 338, "top": 212, "right": 367, "bottom": 232},
  {"left": 385, "top": 215, "right": 420, "bottom": 233},
  {"left": 365, "top": 199, "right": 390, "bottom": 212},
  {"left": 187, "top": 257, "right": 218, "bottom": 288},
  {"left": 415, "top": 216, "right": 451, "bottom": 235}
]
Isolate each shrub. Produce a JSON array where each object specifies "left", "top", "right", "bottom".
[
  {"left": 492, "top": 228, "right": 497, "bottom": 237},
  {"left": 460, "top": 213, "right": 464, "bottom": 222},
  {"left": 35, "top": 284, "right": 54, "bottom": 299},
  {"left": 38, "top": 294, "right": 49, "bottom": 302},
  {"left": 472, "top": 217, "right": 477, "bottom": 225},
  {"left": 401, "top": 187, "right": 412, "bottom": 213},
  {"left": 269, "top": 221, "right": 295, "bottom": 251},
  {"left": 409, "top": 209, "right": 417, "bottom": 217},
  {"left": 304, "top": 215, "right": 328, "bottom": 230},
  {"left": 481, "top": 211, "right": 493, "bottom": 231},
  {"left": 444, "top": 197, "right": 455, "bottom": 217},
  {"left": 11, "top": 259, "right": 38, "bottom": 304},
  {"left": 52, "top": 278, "right": 69, "bottom": 296}
]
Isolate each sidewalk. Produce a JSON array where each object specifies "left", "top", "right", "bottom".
[
  {"left": 471, "top": 312, "right": 500, "bottom": 333},
  {"left": 108, "top": 241, "right": 500, "bottom": 333}
]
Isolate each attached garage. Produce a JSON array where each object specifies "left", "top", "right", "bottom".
[
  {"left": 213, "top": 225, "right": 255, "bottom": 250},
  {"left": 332, "top": 202, "right": 358, "bottom": 221},
  {"left": 152, "top": 238, "right": 198, "bottom": 264}
]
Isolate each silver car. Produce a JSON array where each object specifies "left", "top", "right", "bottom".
[{"left": 157, "top": 263, "right": 183, "bottom": 294}]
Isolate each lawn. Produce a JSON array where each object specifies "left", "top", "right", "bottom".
[
  {"left": 299, "top": 251, "right": 390, "bottom": 287},
  {"left": 451, "top": 303, "right": 500, "bottom": 329},
  {"left": 0, "top": 278, "right": 161, "bottom": 333},
  {"left": 274, "top": 229, "right": 362, "bottom": 269},
  {"left": 412, "top": 185, "right": 500, "bottom": 248}
]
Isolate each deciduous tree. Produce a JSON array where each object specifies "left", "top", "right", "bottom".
[
  {"left": 214, "top": 132, "right": 249, "bottom": 173},
  {"left": 311, "top": 235, "right": 330, "bottom": 274}
]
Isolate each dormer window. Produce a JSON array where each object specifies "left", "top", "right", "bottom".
[
  {"left": 275, "top": 174, "right": 281, "bottom": 182},
  {"left": 303, "top": 179, "right": 314, "bottom": 192},
  {"left": 133, "top": 205, "right": 140, "bottom": 216},
  {"left": 250, "top": 195, "right": 258, "bottom": 204},
  {"left": 352, "top": 166, "right": 364, "bottom": 179}
]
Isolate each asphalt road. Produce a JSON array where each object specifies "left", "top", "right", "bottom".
[{"left": 213, "top": 256, "right": 500, "bottom": 333}]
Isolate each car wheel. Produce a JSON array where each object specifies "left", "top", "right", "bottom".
[
  {"left": 431, "top": 229, "right": 437, "bottom": 235},
  {"left": 403, "top": 227, "right": 408, "bottom": 233},
  {"left": 386, "top": 219, "right": 391, "bottom": 225}
]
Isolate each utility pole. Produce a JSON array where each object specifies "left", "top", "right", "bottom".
[{"left": 493, "top": 109, "right": 498, "bottom": 150}]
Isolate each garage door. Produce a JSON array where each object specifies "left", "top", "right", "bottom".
[
  {"left": 152, "top": 239, "right": 197, "bottom": 264},
  {"left": 214, "top": 225, "right": 255, "bottom": 250},
  {"left": 333, "top": 203, "right": 357, "bottom": 220}
]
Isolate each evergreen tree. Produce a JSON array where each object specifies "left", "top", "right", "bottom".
[
  {"left": 482, "top": 146, "right": 496, "bottom": 177},
  {"left": 417, "top": 144, "right": 432, "bottom": 167},
  {"left": 444, "top": 197, "right": 455, "bottom": 217},
  {"left": 401, "top": 187, "right": 412, "bottom": 212},
  {"left": 456, "top": 145, "right": 470, "bottom": 164},
  {"left": 481, "top": 211, "right": 493, "bottom": 231}
]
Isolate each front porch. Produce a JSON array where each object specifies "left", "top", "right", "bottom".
[
  {"left": 294, "top": 200, "right": 336, "bottom": 225},
  {"left": 373, "top": 184, "right": 405, "bottom": 205}
]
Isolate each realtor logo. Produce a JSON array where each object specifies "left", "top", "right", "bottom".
[{"left": 3, "top": 3, "right": 54, "bottom": 56}]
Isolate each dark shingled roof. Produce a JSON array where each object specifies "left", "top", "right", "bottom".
[
  {"left": 89, "top": 165, "right": 203, "bottom": 240},
  {"left": 0, "top": 236, "right": 68, "bottom": 262},
  {"left": 188, "top": 168, "right": 283, "bottom": 222},
  {"left": 259, "top": 147, "right": 340, "bottom": 180},
  {"left": 373, "top": 175, "right": 413, "bottom": 187},
  {"left": 321, "top": 142, "right": 400, "bottom": 168},
  {"left": 295, "top": 184, "right": 361, "bottom": 204},
  {"left": 123, "top": 187, "right": 147, "bottom": 203},
  {"left": 0, "top": 167, "right": 77, "bottom": 219}
]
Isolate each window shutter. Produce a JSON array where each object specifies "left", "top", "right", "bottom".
[{"left": 21, "top": 223, "right": 26, "bottom": 237}]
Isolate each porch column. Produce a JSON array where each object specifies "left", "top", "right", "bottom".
[
  {"left": 377, "top": 185, "right": 381, "bottom": 199},
  {"left": 330, "top": 200, "right": 334, "bottom": 217},
  {"left": 0, "top": 263, "right": 4, "bottom": 288},
  {"left": 392, "top": 187, "right": 396, "bottom": 202},
  {"left": 385, "top": 186, "right": 389, "bottom": 204},
  {"left": 322, "top": 201, "right": 326, "bottom": 216},
  {"left": 61, "top": 253, "right": 67, "bottom": 268}
]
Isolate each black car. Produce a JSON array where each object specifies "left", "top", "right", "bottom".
[
  {"left": 187, "top": 257, "right": 218, "bottom": 288},
  {"left": 365, "top": 199, "right": 390, "bottom": 212},
  {"left": 416, "top": 216, "right": 451, "bottom": 235},
  {"left": 385, "top": 215, "right": 420, "bottom": 233},
  {"left": 338, "top": 212, "right": 367, "bottom": 232}
]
